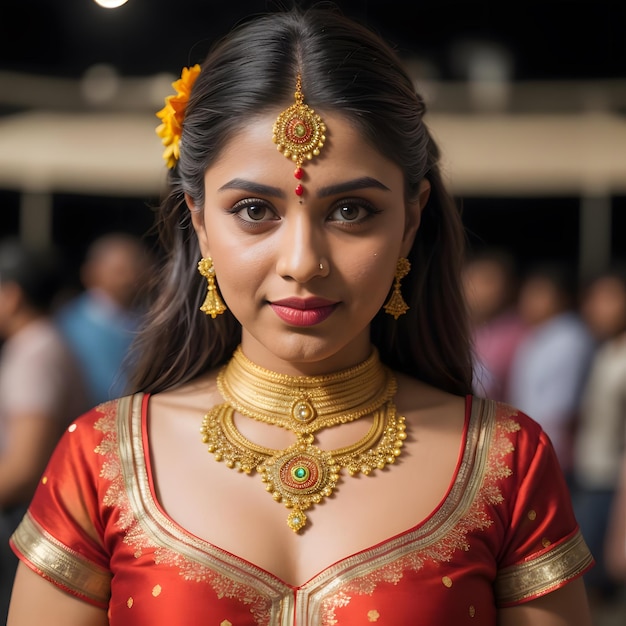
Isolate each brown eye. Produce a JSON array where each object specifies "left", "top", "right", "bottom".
[
  {"left": 230, "top": 198, "right": 278, "bottom": 223},
  {"left": 336, "top": 204, "right": 360, "bottom": 221},
  {"left": 245, "top": 204, "right": 269, "bottom": 221},
  {"left": 329, "top": 199, "right": 380, "bottom": 223}
]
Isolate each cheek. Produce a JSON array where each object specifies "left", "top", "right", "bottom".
[
  {"left": 209, "top": 242, "right": 270, "bottom": 302},
  {"left": 346, "top": 249, "right": 397, "bottom": 303}
]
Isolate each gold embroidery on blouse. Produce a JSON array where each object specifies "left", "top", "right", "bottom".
[
  {"left": 318, "top": 399, "right": 515, "bottom": 623},
  {"left": 10, "top": 512, "right": 112, "bottom": 605},
  {"left": 442, "top": 576, "right": 452, "bottom": 587},
  {"left": 367, "top": 609, "right": 380, "bottom": 621},
  {"left": 469, "top": 604, "right": 476, "bottom": 617},
  {"left": 127, "top": 597, "right": 133, "bottom": 608},
  {"left": 96, "top": 395, "right": 278, "bottom": 626},
  {"left": 495, "top": 529, "right": 594, "bottom": 604},
  {"left": 528, "top": 509, "right": 537, "bottom": 520}
]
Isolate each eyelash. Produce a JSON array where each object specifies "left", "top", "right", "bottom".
[
  {"left": 227, "top": 198, "right": 277, "bottom": 227},
  {"left": 227, "top": 197, "right": 382, "bottom": 228},
  {"left": 329, "top": 199, "right": 382, "bottom": 225}
]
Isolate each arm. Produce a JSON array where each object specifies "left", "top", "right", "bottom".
[
  {"left": 497, "top": 578, "right": 592, "bottom": 626},
  {"left": 7, "top": 563, "right": 109, "bottom": 626}
]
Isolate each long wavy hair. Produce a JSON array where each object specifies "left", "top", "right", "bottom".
[{"left": 128, "top": 3, "right": 473, "bottom": 397}]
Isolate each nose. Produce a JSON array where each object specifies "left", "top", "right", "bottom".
[{"left": 275, "top": 212, "right": 327, "bottom": 282}]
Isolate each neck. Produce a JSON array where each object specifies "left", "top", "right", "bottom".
[
  {"left": 200, "top": 343, "right": 406, "bottom": 533},
  {"left": 217, "top": 344, "right": 396, "bottom": 434}
]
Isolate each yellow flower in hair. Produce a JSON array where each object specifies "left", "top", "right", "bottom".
[{"left": 155, "top": 64, "right": 201, "bottom": 169}]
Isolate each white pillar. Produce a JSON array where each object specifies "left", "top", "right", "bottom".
[
  {"left": 579, "top": 194, "right": 612, "bottom": 281},
  {"left": 19, "top": 191, "right": 53, "bottom": 248}
]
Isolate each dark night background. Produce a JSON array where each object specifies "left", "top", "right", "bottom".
[
  {"left": 2, "top": 0, "right": 625, "bottom": 80},
  {"left": 1, "top": 0, "right": 625, "bottom": 277}
]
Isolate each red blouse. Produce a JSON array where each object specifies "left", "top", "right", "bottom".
[{"left": 11, "top": 394, "right": 593, "bottom": 625}]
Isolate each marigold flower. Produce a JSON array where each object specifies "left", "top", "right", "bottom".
[{"left": 155, "top": 64, "right": 201, "bottom": 169}]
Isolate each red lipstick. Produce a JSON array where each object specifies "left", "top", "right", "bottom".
[{"left": 269, "top": 298, "right": 338, "bottom": 327}]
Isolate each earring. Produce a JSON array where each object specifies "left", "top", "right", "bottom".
[
  {"left": 198, "top": 257, "right": 227, "bottom": 318},
  {"left": 384, "top": 257, "right": 411, "bottom": 319}
]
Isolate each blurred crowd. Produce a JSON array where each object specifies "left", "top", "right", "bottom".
[
  {"left": 0, "top": 232, "right": 155, "bottom": 623},
  {"left": 464, "top": 247, "right": 626, "bottom": 615}
]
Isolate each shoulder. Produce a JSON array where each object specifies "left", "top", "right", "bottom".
[
  {"left": 148, "top": 372, "right": 221, "bottom": 415},
  {"left": 60, "top": 396, "right": 142, "bottom": 446},
  {"left": 477, "top": 398, "right": 548, "bottom": 444},
  {"left": 475, "top": 399, "right": 562, "bottom": 481}
]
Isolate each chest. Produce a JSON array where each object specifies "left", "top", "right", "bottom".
[
  {"left": 98, "top": 395, "right": 522, "bottom": 625},
  {"left": 146, "top": 404, "right": 464, "bottom": 586}
]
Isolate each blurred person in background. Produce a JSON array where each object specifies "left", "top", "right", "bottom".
[
  {"left": 605, "top": 451, "right": 626, "bottom": 586},
  {"left": 571, "top": 265, "right": 626, "bottom": 603},
  {"left": 507, "top": 261, "right": 595, "bottom": 475},
  {"left": 55, "top": 232, "right": 154, "bottom": 406},
  {"left": 462, "top": 247, "right": 527, "bottom": 401},
  {"left": 0, "top": 237, "right": 90, "bottom": 624}
]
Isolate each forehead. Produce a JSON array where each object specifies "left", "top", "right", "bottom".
[{"left": 205, "top": 111, "right": 404, "bottom": 193}]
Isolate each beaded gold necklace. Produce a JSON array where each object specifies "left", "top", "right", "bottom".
[{"left": 200, "top": 346, "right": 407, "bottom": 532}]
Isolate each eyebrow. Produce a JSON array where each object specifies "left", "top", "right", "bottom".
[
  {"left": 316, "top": 177, "right": 390, "bottom": 197},
  {"left": 218, "top": 178, "right": 286, "bottom": 197},
  {"left": 217, "top": 176, "right": 390, "bottom": 199}
]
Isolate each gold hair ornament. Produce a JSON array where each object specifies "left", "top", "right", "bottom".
[
  {"left": 200, "top": 346, "right": 406, "bottom": 532},
  {"left": 155, "top": 64, "right": 201, "bottom": 169},
  {"left": 272, "top": 74, "right": 327, "bottom": 197},
  {"left": 198, "top": 257, "right": 227, "bottom": 318},
  {"left": 384, "top": 257, "right": 411, "bottom": 319}
]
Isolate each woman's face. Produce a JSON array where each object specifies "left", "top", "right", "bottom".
[{"left": 189, "top": 111, "right": 424, "bottom": 374}]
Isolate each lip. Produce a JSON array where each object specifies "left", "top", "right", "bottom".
[{"left": 269, "top": 297, "right": 339, "bottom": 327}]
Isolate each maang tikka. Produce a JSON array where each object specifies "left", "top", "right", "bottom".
[
  {"left": 198, "top": 257, "right": 227, "bottom": 318},
  {"left": 272, "top": 74, "right": 327, "bottom": 197},
  {"left": 384, "top": 257, "right": 411, "bottom": 319}
]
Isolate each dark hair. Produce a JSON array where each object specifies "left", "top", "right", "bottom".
[
  {"left": 0, "top": 237, "right": 64, "bottom": 313},
  {"left": 129, "top": 4, "right": 473, "bottom": 396}
]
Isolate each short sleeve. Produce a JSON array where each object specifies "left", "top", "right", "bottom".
[
  {"left": 10, "top": 405, "right": 114, "bottom": 607},
  {"left": 493, "top": 405, "right": 594, "bottom": 606}
]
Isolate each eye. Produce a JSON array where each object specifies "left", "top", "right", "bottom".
[
  {"left": 328, "top": 199, "right": 381, "bottom": 223},
  {"left": 230, "top": 198, "right": 278, "bottom": 223}
]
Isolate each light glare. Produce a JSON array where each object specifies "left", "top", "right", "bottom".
[{"left": 94, "top": 0, "right": 129, "bottom": 8}]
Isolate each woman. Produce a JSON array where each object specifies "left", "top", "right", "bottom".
[{"left": 7, "top": 5, "right": 593, "bottom": 625}]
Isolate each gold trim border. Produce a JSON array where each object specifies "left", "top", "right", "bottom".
[
  {"left": 495, "top": 529, "right": 594, "bottom": 604},
  {"left": 11, "top": 512, "right": 112, "bottom": 605}
]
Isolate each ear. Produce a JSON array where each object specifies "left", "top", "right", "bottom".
[
  {"left": 400, "top": 178, "right": 430, "bottom": 257},
  {"left": 185, "top": 193, "right": 211, "bottom": 257}
]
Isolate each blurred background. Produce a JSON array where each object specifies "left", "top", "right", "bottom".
[
  {"left": 0, "top": 0, "right": 624, "bottom": 276},
  {"left": 1, "top": 2, "right": 626, "bottom": 623}
]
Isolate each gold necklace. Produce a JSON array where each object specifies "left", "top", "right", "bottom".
[
  {"left": 217, "top": 345, "right": 397, "bottom": 434},
  {"left": 201, "top": 346, "right": 407, "bottom": 532}
]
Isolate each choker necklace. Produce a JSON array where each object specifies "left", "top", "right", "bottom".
[{"left": 200, "top": 346, "right": 407, "bottom": 532}]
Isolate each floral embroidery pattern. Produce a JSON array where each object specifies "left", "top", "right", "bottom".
[
  {"left": 95, "top": 400, "right": 273, "bottom": 625},
  {"left": 320, "top": 404, "right": 520, "bottom": 624}
]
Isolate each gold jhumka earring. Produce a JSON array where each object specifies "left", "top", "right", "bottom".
[
  {"left": 198, "top": 257, "right": 227, "bottom": 318},
  {"left": 272, "top": 74, "right": 327, "bottom": 197},
  {"left": 384, "top": 257, "right": 411, "bottom": 319}
]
